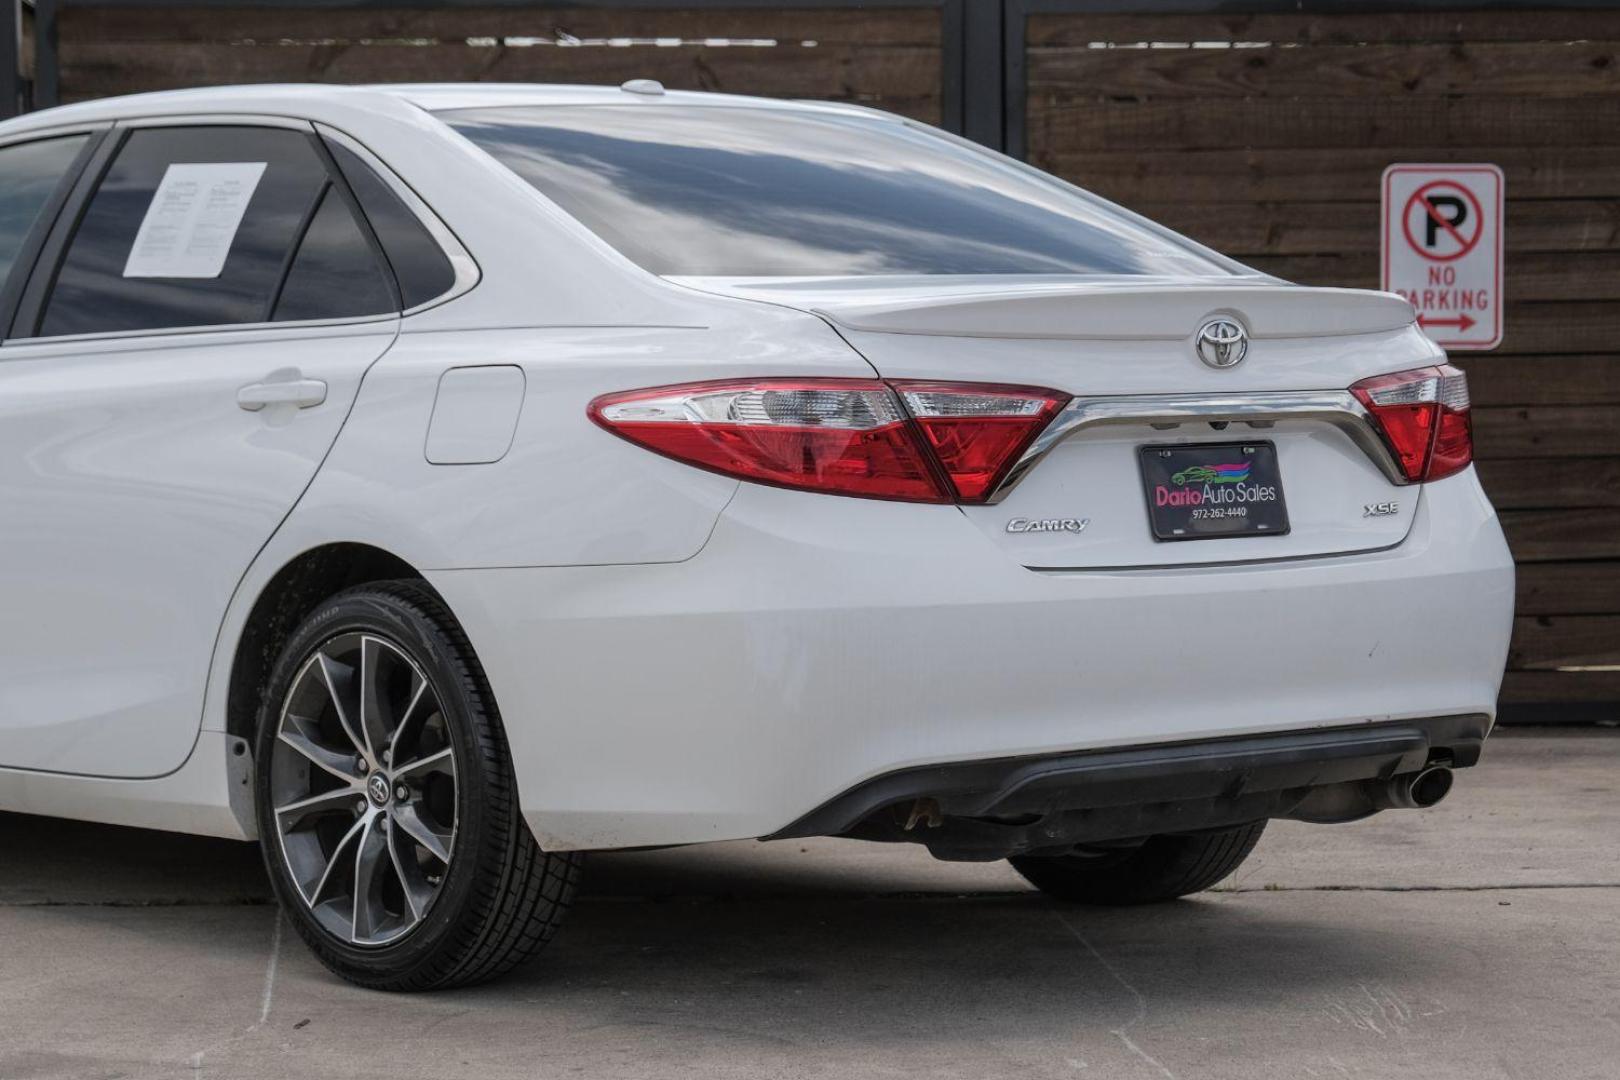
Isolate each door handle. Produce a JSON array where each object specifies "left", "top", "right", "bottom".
[{"left": 237, "top": 377, "right": 327, "bottom": 411}]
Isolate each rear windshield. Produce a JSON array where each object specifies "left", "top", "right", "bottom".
[{"left": 440, "top": 104, "right": 1230, "bottom": 278}]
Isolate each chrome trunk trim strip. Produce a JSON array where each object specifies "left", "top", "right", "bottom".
[{"left": 986, "top": 390, "right": 1406, "bottom": 503}]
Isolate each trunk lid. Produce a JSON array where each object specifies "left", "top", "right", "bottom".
[{"left": 677, "top": 275, "right": 1435, "bottom": 569}]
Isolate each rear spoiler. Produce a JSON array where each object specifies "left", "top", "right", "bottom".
[{"left": 671, "top": 277, "right": 1416, "bottom": 341}]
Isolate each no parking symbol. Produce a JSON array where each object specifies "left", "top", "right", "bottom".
[{"left": 1381, "top": 164, "right": 1504, "bottom": 350}]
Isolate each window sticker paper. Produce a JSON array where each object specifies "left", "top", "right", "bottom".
[{"left": 122, "top": 162, "right": 268, "bottom": 279}]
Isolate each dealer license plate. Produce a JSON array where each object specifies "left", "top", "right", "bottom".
[{"left": 1138, "top": 442, "right": 1290, "bottom": 541}]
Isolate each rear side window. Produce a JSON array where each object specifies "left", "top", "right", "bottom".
[
  {"left": 272, "top": 187, "right": 395, "bottom": 322},
  {"left": 325, "top": 140, "right": 456, "bottom": 309},
  {"left": 0, "top": 135, "right": 88, "bottom": 288},
  {"left": 38, "top": 126, "right": 398, "bottom": 337}
]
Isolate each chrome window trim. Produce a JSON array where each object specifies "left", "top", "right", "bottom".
[
  {"left": 1, "top": 311, "right": 397, "bottom": 350},
  {"left": 0, "top": 317, "right": 396, "bottom": 362},
  {"left": 985, "top": 390, "right": 1408, "bottom": 504},
  {"left": 117, "top": 113, "right": 315, "bottom": 133},
  {"left": 0, "top": 124, "right": 108, "bottom": 152},
  {"left": 315, "top": 122, "right": 480, "bottom": 316}
]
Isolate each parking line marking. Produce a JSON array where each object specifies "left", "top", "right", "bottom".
[
  {"left": 258, "top": 913, "right": 283, "bottom": 1026},
  {"left": 1054, "top": 912, "right": 1177, "bottom": 1080}
]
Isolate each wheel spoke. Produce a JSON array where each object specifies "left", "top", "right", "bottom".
[
  {"left": 393, "top": 745, "right": 453, "bottom": 782},
  {"left": 358, "top": 637, "right": 393, "bottom": 768},
  {"left": 277, "top": 715, "right": 361, "bottom": 784},
  {"left": 393, "top": 802, "right": 452, "bottom": 864},
  {"left": 351, "top": 815, "right": 390, "bottom": 943},
  {"left": 275, "top": 786, "right": 361, "bottom": 829},
  {"left": 317, "top": 652, "right": 371, "bottom": 766},
  {"left": 388, "top": 821, "right": 435, "bottom": 922},
  {"left": 385, "top": 675, "right": 430, "bottom": 769},
  {"left": 306, "top": 813, "right": 368, "bottom": 908}
]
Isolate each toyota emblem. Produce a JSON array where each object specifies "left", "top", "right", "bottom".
[{"left": 1195, "top": 319, "right": 1248, "bottom": 368}]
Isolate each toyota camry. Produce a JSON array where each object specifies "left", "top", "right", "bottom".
[{"left": 0, "top": 82, "right": 1514, "bottom": 990}]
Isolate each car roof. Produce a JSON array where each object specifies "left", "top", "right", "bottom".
[
  {"left": 380, "top": 82, "right": 895, "bottom": 118},
  {"left": 0, "top": 82, "right": 902, "bottom": 138}
]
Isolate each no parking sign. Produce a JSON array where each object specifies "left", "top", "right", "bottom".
[{"left": 1381, "top": 164, "right": 1504, "bottom": 350}]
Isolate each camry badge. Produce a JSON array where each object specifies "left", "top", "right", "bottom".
[
  {"left": 1006, "top": 517, "right": 1089, "bottom": 534},
  {"left": 1195, "top": 319, "right": 1248, "bottom": 369}
]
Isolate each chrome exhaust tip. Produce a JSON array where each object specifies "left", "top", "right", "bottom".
[{"left": 1377, "top": 765, "right": 1455, "bottom": 810}]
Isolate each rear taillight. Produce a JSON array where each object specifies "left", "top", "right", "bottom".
[
  {"left": 892, "top": 383, "right": 1067, "bottom": 501},
  {"left": 1350, "top": 364, "right": 1473, "bottom": 483},
  {"left": 589, "top": 379, "right": 1067, "bottom": 504}
]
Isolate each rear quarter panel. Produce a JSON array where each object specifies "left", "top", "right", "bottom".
[{"left": 277, "top": 312, "right": 870, "bottom": 571}]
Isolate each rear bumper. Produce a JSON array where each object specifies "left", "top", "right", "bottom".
[
  {"left": 429, "top": 467, "right": 1513, "bottom": 852},
  {"left": 770, "top": 713, "right": 1488, "bottom": 859}
]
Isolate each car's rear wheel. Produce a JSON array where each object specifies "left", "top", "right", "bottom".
[
  {"left": 1008, "top": 822, "right": 1266, "bottom": 905},
  {"left": 254, "top": 579, "right": 581, "bottom": 990}
]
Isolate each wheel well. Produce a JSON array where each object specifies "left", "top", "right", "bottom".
[{"left": 227, "top": 543, "right": 422, "bottom": 745}]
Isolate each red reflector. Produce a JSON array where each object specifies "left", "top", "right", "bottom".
[
  {"left": 589, "top": 378, "right": 1068, "bottom": 504},
  {"left": 1350, "top": 364, "right": 1473, "bottom": 483}
]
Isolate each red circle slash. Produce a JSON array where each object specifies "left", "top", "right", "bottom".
[{"left": 1401, "top": 180, "right": 1485, "bottom": 263}]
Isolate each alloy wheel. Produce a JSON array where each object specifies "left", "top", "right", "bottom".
[{"left": 269, "top": 632, "right": 458, "bottom": 947}]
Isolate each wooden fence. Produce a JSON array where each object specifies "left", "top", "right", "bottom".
[
  {"left": 50, "top": 4, "right": 952, "bottom": 123},
  {"left": 9, "top": 1, "right": 1619, "bottom": 717}
]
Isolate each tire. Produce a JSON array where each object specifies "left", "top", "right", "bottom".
[
  {"left": 253, "top": 579, "right": 582, "bottom": 990},
  {"left": 1008, "top": 822, "right": 1266, "bottom": 905}
]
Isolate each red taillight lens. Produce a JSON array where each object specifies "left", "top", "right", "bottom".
[
  {"left": 892, "top": 382, "right": 1069, "bottom": 501},
  {"left": 589, "top": 379, "right": 1067, "bottom": 504},
  {"left": 1350, "top": 364, "right": 1473, "bottom": 483}
]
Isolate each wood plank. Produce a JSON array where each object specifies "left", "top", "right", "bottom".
[
  {"left": 1515, "top": 562, "right": 1620, "bottom": 616},
  {"left": 1456, "top": 355, "right": 1620, "bottom": 408},
  {"left": 1473, "top": 406, "right": 1620, "bottom": 459},
  {"left": 1476, "top": 458, "right": 1620, "bottom": 510},
  {"left": 59, "top": 7, "right": 942, "bottom": 45},
  {"left": 1131, "top": 200, "right": 1620, "bottom": 258},
  {"left": 1500, "top": 508, "right": 1620, "bottom": 562},
  {"left": 1494, "top": 303, "right": 1620, "bottom": 357},
  {"left": 1509, "top": 614, "right": 1620, "bottom": 670},
  {"left": 60, "top": 42, "right": 941, "bottom": 95},
  {"left": 1499, "top": 669, "right": 1620, "bottom": 705},
  {"left": 1239, "top": 250, "right": 1620, "bottom": 302},
  {"left": 1029, "top": 41, "right": 1620, "bottom": 100},
  {"left": 1027, "top": 96, "right": 1620, "bottom": 153},
  {"left": 1028, "top": 11, "right": 1620, "bottom": 48},
  {"left": 59, "top": 41, "right": 941, "bottom": 115},
  {"left": 1050, "top": 147, "right": 1620, "bottom": 202}
]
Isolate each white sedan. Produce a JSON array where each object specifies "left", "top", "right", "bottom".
[{"left": 0, "top": 82, "right": 1514, "bottom": 990}]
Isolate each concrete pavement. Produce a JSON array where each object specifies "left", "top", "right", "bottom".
[{"left": 2, "top": 728, "right": 1617, "bottom": 1079}]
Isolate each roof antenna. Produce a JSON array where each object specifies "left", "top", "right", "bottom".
[{"left": 620, "top": 79, "right": 666, "bottom": 97}]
